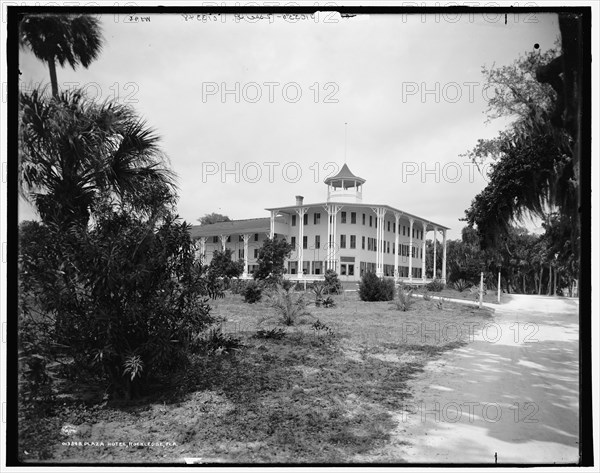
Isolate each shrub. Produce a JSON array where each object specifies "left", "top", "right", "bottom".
[
  {"left": 358, "top": 272, "right": 395, "bottom": 301},
  {"left": 426, "top": 278, "right": 445, "bottom": 292},
  {"left": 322, "top": 296, "right": 336, "bottom": 308},
  {"left": 452, "top": 279, "right": 470, "bottom": 292},
  {"left": 243, "top": 281, "right": 263, "bottom": 303},
  {"left": 254, "top": 328, "right": 287, "bottom": 340},
  {"left": 390, "top": 286, "right": 414, "bottom": 311},
  {"left": 18, "top": 213, "right": 217, "bottom": 400},
  {"left": 208, "top": 249, "right": 244, "bottom": 281},
  {"left": 254, "top": 237, "right": 294, "bottom": 282},
  {"left": 229, "top": 278, "right": 248, "bottom": 295},
  {"left": 198, "top": 326, "right": 243, "bottom": 355},
  {"left": 313, "top": 282, "right": 326, "bottom": 306},
  {"left": 422, "top": 288, "right": 432, "bottom": 301},
  {"left": 312, "top": 319, "right": 334, "bottom": 336},
  {"left": 323, "top": 270, "right": 342, "bottom": 294},
  {"left": 265, "top": 283, "right": 311, "bottom": 326}
]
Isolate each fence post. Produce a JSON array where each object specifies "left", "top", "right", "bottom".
[
  {"left": 479, "top": 272, "right": 484, "bottom": 309},
  {"left": 497, "top": 271, "right": 501, "bottom": 303}
]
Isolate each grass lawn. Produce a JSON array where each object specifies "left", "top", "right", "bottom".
[{"left": 23, "top": 290, "right": 493, "bottom": 464}]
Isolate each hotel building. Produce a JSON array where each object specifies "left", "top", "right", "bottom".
[{"left": 190, "top": 164, "right": 449, "bottom": 283}]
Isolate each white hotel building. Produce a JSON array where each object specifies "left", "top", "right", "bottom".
[{"left": 190, "top": 164, "right": 449, "bottom": 283}]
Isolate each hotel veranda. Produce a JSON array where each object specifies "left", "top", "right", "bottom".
[{"left": 190, "top": 164, "right": 449, "bottom": 283}]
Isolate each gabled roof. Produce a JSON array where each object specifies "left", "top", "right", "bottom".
[
  {"left": 324, "top": 163, "right": 366, "bottom": 185},
  {"left": 189, "top": 216, "right": 286, "bottom": 238}
]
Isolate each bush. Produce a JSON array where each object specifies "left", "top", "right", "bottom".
[
  {"left": 229, "top": 278, "right": 248, "bottom": 295},
  {"left": 358, "top": 272, "right": 395, "bottom": 301},
  {"left": 243, "top": 281, "right": 263, "bottom": 303},
  {"left": 265, "top": 283, "right": 311, "bottom": 326},
  {"left": 312, "top": 319, "right": 334, "bottom": 336},
  {"left": 390, "top": 286, "right": 414, "bottom": 311},
  {"left": 18, "top": 213, "right": 217, "bottom": 400},
  {"left": 323, "top": 270, "right": 342, "bottom": 294},
  {"left": 452, "top": 279, "right": 470, "bottom": 292},
  {"left": 422, "top": 288, "right": 432, "bottom": 301},
  {"left": 426, "top": 278, "right": 445, "bottom": 292},
  {"left": 254, "top": 328, "right": 287, "bottom": 340},
  {"left": 322, "top": 296, "right": 336, "bottom": 308},
  {"left": 197, "top": 326, "right": 243, "bottom": 355},
  {"left": 313, "top": 282, "right": 326, "bottom": 306}
]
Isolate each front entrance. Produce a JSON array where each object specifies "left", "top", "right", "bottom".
[{"left": 340, "top": 263, "right": 355, "bottom": 279}]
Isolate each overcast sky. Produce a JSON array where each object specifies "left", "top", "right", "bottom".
[{"left": 18, "top": 10, "right": 561, "bottom": 240}]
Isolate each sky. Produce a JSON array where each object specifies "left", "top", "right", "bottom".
[{"left": 17, "top": 9, "right": 562, "bottom": 240}]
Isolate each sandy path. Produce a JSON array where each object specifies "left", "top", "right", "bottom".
[{"left": 357, "top": 294, "right": 580, "bottom": 464}]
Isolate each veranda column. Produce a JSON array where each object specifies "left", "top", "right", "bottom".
[
  {"left": 219, "top": 234, "right": 227, "bottom": 251},
  {"left": 378, "top": 208, "right": 387, "bottom": 277},
  {"left": 332, "top": 205, "right": 341, "bottom": 273},
  {"left": 199, "top": 236, "right": 207, "bottom": 264},
  {"left": 269, "top": 210, "right": 276, "bottom": 238},
  {"left": 296, "top": 207, "right": 308, "bottom": 279},
  {"left": 442, "top": 229, "right": 447, "bottom": 283},
  {"left": 394, "top": 212, "right": 401, "bottom": 282},
  {"left": 242, "top": 234, "right": 250, "bottom": 278},
  {"left": 422, "top": 222, "right": 428, "bottom": 281},
  {"left": 433, "top": 226, "right": 438, "bottom": 279},
  {"left": 325, "top": 205, "right": 332, "bottom": 271},
  {"left": 408, "top": 218, "right": 414, "bottom": 281}
]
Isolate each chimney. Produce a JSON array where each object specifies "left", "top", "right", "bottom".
[{"left": 295, "top": 195, "right": 304, "bottom": 206}]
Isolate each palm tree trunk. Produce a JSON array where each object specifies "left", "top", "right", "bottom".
[
  {"left": 523, "top": 273, "right": 526, "bottom": 294},
  {"left": 554, "top": 269, "right": 558, "bottom": 296},
  {"left": 538, "top": 267, "right": 543, "bottom": 295},
  {"left": 547, "top": 265, "right": 552, "bottom": 295},
  {"left": 48, "top": 55, "right": 58, "bottom": 97}
]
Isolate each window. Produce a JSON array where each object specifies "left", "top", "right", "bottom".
[
  {"left": 387, "top": 241, "right": 390, "bottom": 253},
  {"left": 291, "top": 236, "right": 296, "bottom": 249},
  {"left": 341, "top": 212, "right": 347, "bottom": 224},
  {"left": 227, "top": 235, "right": 231, "bottom": 242},
  {"left": 375, "top": 218, "right": 377, "bottom": 228},
  {"left": 362, "top": 213, "right": 366, "bottom": 225},
  {"left": 351, "top": 212, "right": 356, "bottom": 224},
  {"left": 254, "top": 233, "right": 259, "bottom": 241},
  {"left": 387, "top": 221, "right": 390, "bottom": 232},
  {"left": 340, "top": 264, "right": 347, "bottom": 276},
  {"left": 239, "top": 235, "right": 244, "bottom": 242},
  {"left": 403, "top": 225, "right": 406, "bottom": 236},
  {"left": 348, "top": 265, "right": 354, "bottom": 276},
  {"left": 315, "top": 235, "right": 320, "bottom": 249},
  {"left": 314, "top": 212, "right": 321, "bottom": 225},
  {"left": 350, "top": 235, "right": 356, "bottom": 249},
  {"left": 340, "top": 234, "right": 346, "bottom": 248},
  {"left": 362, "top": 236, "right": 365, "bottom": 249},
  {"left": 239, "top": 249, "right": 244, "bottom": 258},
  {"left": 369, "top": 215, "right": 373, "bottom": 227},
  {"left": 412, "top": 228, "right": 415, "bottom": 238},
  {"left": 254, "top": 248, "right": 259, "bottom": 258},
  {"left": 303, "top": 213, "right": 308, "bottom": 225},
  {"left": 292, "top": 215, "right": 297, "bottom": 226},
  {"left": 303, "top": 236, "right": 308, "bottom": 249},
  {"left": 212, "top": 236, "right": 218, "bottom": 243},
  {"left": 393, "top": 223, "right": 396, "bottom": 233}
]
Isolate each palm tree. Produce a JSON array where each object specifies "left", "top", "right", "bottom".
[
  {"left": 19, "top": 87, "right": 176, "bottom": 229},
  {"left": 19, "top": 14, "right": 103, "bottom": 98}
]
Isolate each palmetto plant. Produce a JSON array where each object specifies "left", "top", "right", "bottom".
[
  {"left": 19, "top": 88, "right": 176, "bottom": 229},
  {"left": 266, "top": 283, "right": 311, "bottom": 326},
  {"left": 19, "top": 14, "right": 103, "bottom": 97}
]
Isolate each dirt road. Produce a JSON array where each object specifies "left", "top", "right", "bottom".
[{"left": 358, "top": 294, "right": 580, "bottom": 464}]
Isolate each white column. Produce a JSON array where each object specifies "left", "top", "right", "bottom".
[
  {"left": 394, "top": 212, "right": 401, "bottom": 282},
  {"left": 422, "top": 222, "right": 428, "bottom": 281},
  {"left": 199, "top": 237, "right": 207, "bottom": 264},
  {"left": 442, "top": 229, "right": 447, "bottom": 283},
  {"left": 325, "top": 205, "right": 332, "bottom": 271},
  {"left": 219, "top": 234, "right": 227, "bottom": 251},
  {"left": 408, "top": 218, "right": 414, "bottom": 281},
  {"left": 242, "top": 234, "right": 250, "bottom": 278},
  {"left": 269, "top": 210, "right": 276, "bottom": 238},
  {"left": 379, "top": 208, "right": 387, "bottom": 277},
  {"left": 433, "top": 226, "right": 438, "bottom": 279},
  {"left": 332, "top": 205, "right": 341, "bottom": 273},
  {"left": 296, "top": 207, "right": 308, "bottom": 279}
]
